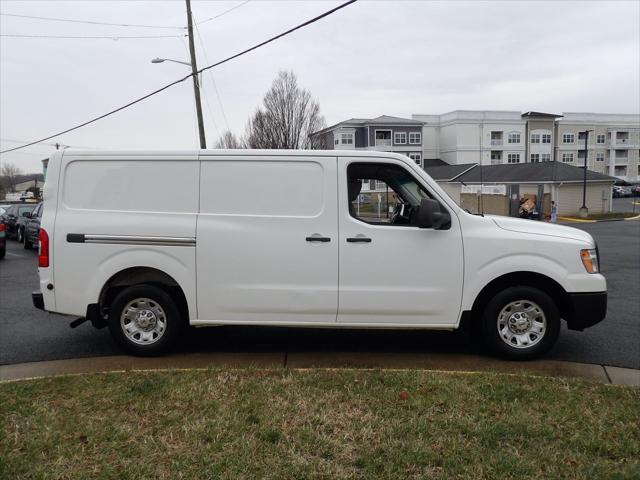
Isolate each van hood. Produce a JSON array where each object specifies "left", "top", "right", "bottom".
[{"left": 488, "top": 215, "right": 594, "bottom": 245}]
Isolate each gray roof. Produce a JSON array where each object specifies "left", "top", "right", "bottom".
[
  {"left": 311, "top": 115, "right": 423, "bottom": 136},
  {"left": 424, "top": 163, "right": 477, "bottom": 181},
  {"left": 431, "top": 161, "right": 616, "bottom": 184}
]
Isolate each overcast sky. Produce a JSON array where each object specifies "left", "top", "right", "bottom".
[{"left": 1, "top": 0, "right": 639, "bottom": 172}]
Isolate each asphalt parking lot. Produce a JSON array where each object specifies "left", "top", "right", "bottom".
[{"left": 0, "top": 220, "right": 638, "bottom": 368}]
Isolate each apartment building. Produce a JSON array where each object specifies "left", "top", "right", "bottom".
[
  {"left": 414, "top": 110, "right": 528, "bottom": 167},
  {"left": 556, "top": 113, "right": 640, "bottom": 182},
  {"left": 311, "top": 111, "right": 639, "bottom": 182},
  {"left": 310, "top": 115, "right": 426, "bottom": 167},
  {"left": 412, "top": 110, "right": 639, "bottom": 182}
]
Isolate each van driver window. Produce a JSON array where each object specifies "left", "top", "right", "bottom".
[{"left": 347, "top": 163, "right": 432, "bottom": 226}]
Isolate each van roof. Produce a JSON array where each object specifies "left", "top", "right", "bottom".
[{"left": 57, "top": 149, "right": 414, "bottom": 161}]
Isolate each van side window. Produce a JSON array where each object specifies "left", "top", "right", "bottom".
[{"left": 347, "top": 163, "right": 431, "bottom": 226}]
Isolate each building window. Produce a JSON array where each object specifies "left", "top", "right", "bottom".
[
  {"left": 340, "top": 133, "right": 354, "bottom": 145},
  {"left": 394, "top": 132, "right": 406, "bottom": 144},
  {"left": 490, "top": 131, "right": 503, "bottom": 146},
  {"left": 562, "top": 153, "right": 574, "bottom": 163},
  {"left": 562, "top": 133, "right": 575, "bottom": 144},
  {"left": 596, "top": 152, "right": 605, "bottom": 162},
  {"left": 490, "top": 151, "right": 502, "bottom": 164},
  {"left": 507, "top": 153, "right": 520, "bottom": 164},
  {"left": 530, "top": 154, "right": 540, "bottom": 163},
  {"left": 596, "top": 134, "right": 606, "bottom": 144},
  {"left": 408, "top": 132, "right": 421, "bottom": 144},
  {"left": 508, "top": 132, "right": 520, "bottom": 144},
  {"left": 614, "top": 165, "right": 627, "bottom": 177},
  {"left": 408, "top": 153, "right": 422, "bottom": 166},
  {"left": 531, "top": 133, "right": 540, "bottom": 144},
  {"left": 541, "top": 153, "right": 551, "bottom": 162},
  {"left": 334, "top": 138, "right": 339, "bottom": 145},
  {"left": 542, "top": 133, "right": 551, "bottom": 144},
  {"left": 375, "top": 130, "right": 392, "bottom": 147}
]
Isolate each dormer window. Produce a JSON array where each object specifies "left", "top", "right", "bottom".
[
  {"left": 340, "top": 133, "right": 354, "bottom": 145},
  {"left": 408, "top": 132, "right": 421, "bottom": 144},
  {"left": 394, "top": 132, "right": 407, "bottom": 144}
]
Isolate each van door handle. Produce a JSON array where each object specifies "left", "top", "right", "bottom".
[
  {"left": 306, "top": 236, "right": 331, "bottom": 243},
  {"left": 346, "top": 237, "right": 372, "bottom": 243}
]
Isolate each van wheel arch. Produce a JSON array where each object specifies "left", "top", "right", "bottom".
[
  {"left": 470, "top": 272, "right": 571, "bottom": 328},
  {"left": 97, "top": 267, "right": 189, "bottom": 328}
]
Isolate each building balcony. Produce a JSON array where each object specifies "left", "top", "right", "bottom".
[
  {"left": 490, "top": 139, "right": 503, "bottom": 146},
  {"left": 375, "top": 139, "right": 392, "bottom": 147}
]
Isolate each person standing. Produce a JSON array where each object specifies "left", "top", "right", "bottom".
[{"left": 550, "top": 201, "right": 558, "bottom": 223}]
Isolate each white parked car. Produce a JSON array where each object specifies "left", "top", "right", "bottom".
[{"left": 33, "top": 150, "right": 606, "bottom": 359}]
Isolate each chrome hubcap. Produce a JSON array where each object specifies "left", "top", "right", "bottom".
[
  {"left": 120, "top": 298, "right": 166, "bottom": 345},
  {"left": 497, "top": 300, "right": 546, "bottom": 349}
]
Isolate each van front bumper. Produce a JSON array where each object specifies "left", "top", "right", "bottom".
[
  {"left": 32, "top": 291, "right": 44, "bottom": 311},
  {"left": 565, "top": 291, "right": 607, "bottom": 331}
]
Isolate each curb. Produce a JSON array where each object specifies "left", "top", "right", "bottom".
[
  {"left": 1, "top": 353, "right": 638, "bottom": 387},
  {"left": 559, "top": 214, "right": 640, "bottom": 223}
]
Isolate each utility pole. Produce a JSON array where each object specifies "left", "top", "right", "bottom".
[
  {"left": 185, "top": 0, "right": 207, "bottom": 149},
  {"left": 579, "top": 130, "right": 592, "bottom": 218}
]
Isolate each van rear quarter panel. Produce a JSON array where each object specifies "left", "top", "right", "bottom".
[{"left": 52, "top": 154, "right": 199, "bottom": 318}]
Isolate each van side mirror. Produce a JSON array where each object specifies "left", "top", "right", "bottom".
[
  {"left": 22, "top": 212, "right": 31, "bottom": 218},
  {"left": 417, "top": 198, "right": 451, "bottom": 230}
]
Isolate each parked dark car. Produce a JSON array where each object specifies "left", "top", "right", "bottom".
[
  {"left": 23, "top": 202, "right": 43, "bottom": 250},
  {"left": 613, "top": 185, "right": 632, "bottom": 198},
  {"left": 0, "top": 203, "right": 37, "bottom": 240}
]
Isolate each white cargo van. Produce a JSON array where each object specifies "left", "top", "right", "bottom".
[{"left": 33, "top": 150, "right": 606, "bottom": 359}]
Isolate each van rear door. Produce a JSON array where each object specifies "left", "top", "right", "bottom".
[{"left": 196, "top": 154, "right": 338, "bottom": 324}]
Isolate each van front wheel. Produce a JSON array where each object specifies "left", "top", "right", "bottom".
[
  {"left": 482, "top": 286, "right": 560, "bottom": 360},
  {"left": 108, "top": 285, "right": 183, "bottom": 356}
]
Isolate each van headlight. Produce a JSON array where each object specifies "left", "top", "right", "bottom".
[{"left": 580, "top": 249, "right": 599, "bottom": 274}]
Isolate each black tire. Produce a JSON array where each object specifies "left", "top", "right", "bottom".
[
  {"left": 0, "top": 247, "right": 5, "bottom": 260},
  {"left": 481, "top": 286, "right": 560, "bottom": 360},
  {"left": 108, "top": 284, "right": 184, "bottom": 356},
  {"left": 23, "top": 235, "right": 32, "bottom": 250}
]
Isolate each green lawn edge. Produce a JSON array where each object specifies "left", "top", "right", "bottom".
[{"left": 2, "top": 368, "right": 639, "bottom": 479}]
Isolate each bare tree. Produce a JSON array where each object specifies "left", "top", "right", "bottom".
[
  {"left": 1, "top": 162, "right": 23, "bottom": 192},
  {"left": 214, "top": 131, "right": 244, "bottom": 149},
  {"left": 245, "top": 71, "right": 325, "bottom": 149}
]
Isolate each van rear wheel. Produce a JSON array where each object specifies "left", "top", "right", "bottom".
[
  {"left": 482, "top": 286, "right": 560, "bottom": 360},
  {"left": 108, "top": 285, "right": 183, "bottom": 356}
]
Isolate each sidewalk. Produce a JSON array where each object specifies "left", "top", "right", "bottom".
[{"left": 1, "top": 352, "right": 638, "bottom": 386}]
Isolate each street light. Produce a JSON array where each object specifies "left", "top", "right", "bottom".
[
  {"left": 579, "top": 129, "right": 594, "bottom": 218},
  {"left": 150, "top": 0, "right": 207, "bottom": 149},
  {"left": 151, "top": 57, "right": 192, "bottom": 67}
]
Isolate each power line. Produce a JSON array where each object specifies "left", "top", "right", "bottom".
[
  {"left": 0, "top": 0, "right": 358, "bottom": 154},
  {"left": 0, "top": 12, "right": 185, "bottom": 29},
  {"left": 197, "top": 0, "right": 251, "bottom": 25},
  {"left": 194, "top": 16, "right": 230, "bottom": 132},
  {"left": 1, "top": 34, "right": 187, "bottom": 40}
]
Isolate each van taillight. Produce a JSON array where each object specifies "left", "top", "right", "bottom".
[
  {"left": 0, "top": 223, "right": 5, "bottom": 232},
  {"left": 39, "top": 228, "right": 49, "bottom": 267}
]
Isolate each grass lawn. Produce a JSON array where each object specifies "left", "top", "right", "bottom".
[{"left": 1, "top": 369, "right": 639, "bottom": 479}]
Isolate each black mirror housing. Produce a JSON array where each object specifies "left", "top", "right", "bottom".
[
  {"left": 417, "top": 198, "right": 451, "bottom": 230},
  {"left": 22, "top": 212, "right": 31, "bottom": 218}
]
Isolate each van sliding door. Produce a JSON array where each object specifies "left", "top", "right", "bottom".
[{"left": 195, "top": 155, "right": 339, "bottom": 325}]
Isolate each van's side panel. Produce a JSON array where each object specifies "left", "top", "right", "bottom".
[
  {"left": 195, "top": 154, "right": 339, "bottom": 325},
  {"left": 52, "top": 154, "right": 199, "bottom": 318}
]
